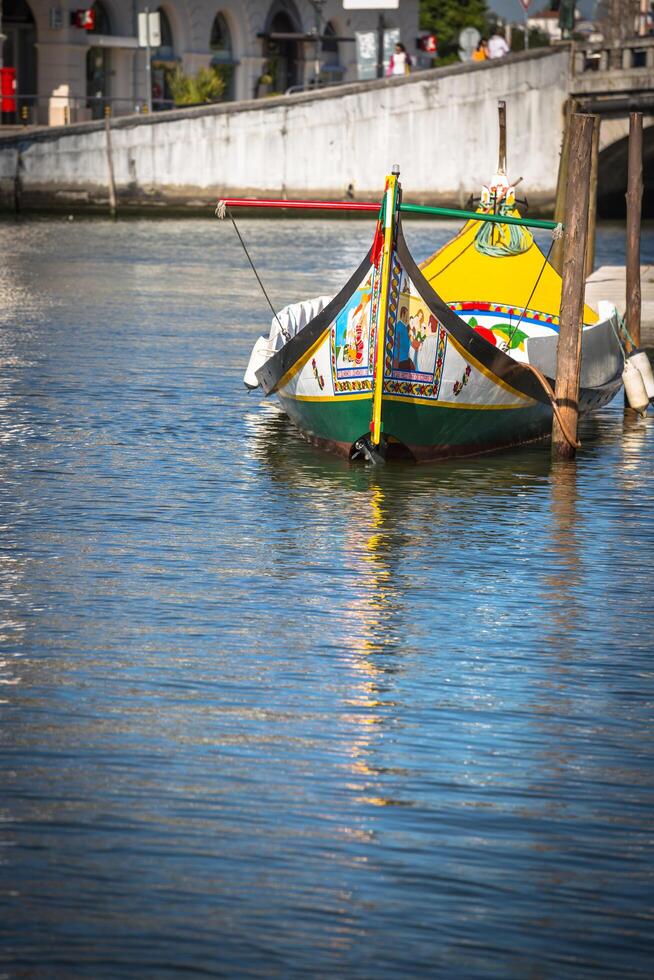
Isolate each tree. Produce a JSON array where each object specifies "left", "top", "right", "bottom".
[
  {"left": 168, "top": 66, "right": 226, "bottom": 107},
  {"left": 420, "top": 0, "right": 490, "bottom": 62}
]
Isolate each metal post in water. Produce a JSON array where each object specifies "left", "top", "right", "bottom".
[
  {"left": 552, "top": 113, "right": 594, "bottom": 462},
  {"left": 626, "top": 112, "right": 643, "bottom": 351}
]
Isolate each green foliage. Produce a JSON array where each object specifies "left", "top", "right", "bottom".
[
  {"left": 168, "top": 65, "right": 226, "bottom": 106},
  {"left": 420, "top": 0, "right": 490, "bottom": 60},
  {"left": 510, "top": 27, "right": 551, "bottom": 51}
]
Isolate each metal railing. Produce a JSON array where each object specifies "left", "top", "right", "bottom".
[
  {"left": 572, "top": 34, "right": 654, "bottom": 73},
  {"left": 0, "top": 93, "right": 177, "bottom": 127}
]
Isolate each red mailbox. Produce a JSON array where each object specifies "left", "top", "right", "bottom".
[{"left": 0, "top": 67, "right": 17, "bottom": 113}]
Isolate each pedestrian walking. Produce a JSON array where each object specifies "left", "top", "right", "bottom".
[
  {"left": 388, "top": 43, "right": 412, "bottom": 76},
  {"left": 472, "top": 38, "right": 489, "bottom": 61},
  {"left": 487, "top": 29, "right": 510, "bottom": 58}
]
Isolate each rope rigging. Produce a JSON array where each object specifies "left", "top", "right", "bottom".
[{"left": 216, "top": 200, "right": 291, "bottom": 341}]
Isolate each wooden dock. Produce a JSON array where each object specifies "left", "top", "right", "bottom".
[{"left": 585, "top": 265, "right": 654, "bottom": 347}]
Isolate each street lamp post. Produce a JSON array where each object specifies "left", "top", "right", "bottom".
[
  {"left": 307, "top": 0, "right": 327, "bottom": 85},
  {"left": 145, "top": 5, "right": 152, "bottom": 113}
]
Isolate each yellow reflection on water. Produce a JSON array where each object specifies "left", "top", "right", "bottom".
[{"left": 338, "top": 482, "right": 409, "bottom": 808}]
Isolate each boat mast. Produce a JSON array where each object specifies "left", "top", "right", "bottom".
[{"left": 370, "top": 166, "right": 399, "bottom": 448}]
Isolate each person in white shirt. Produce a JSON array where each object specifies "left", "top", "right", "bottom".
[
  {"left": 388, "top": 43, "right": 412, "bottom": 76},
  {"left": 487, "top": 30, "right": 510, "bottom": 59}
]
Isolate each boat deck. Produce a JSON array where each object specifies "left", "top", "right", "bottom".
[{"left": 585, "top": 265, "right": 654, "bottom": 347}]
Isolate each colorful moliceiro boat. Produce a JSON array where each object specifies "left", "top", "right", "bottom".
[{"left": 243, "top": 170, "right": 623, "bottom": 462}]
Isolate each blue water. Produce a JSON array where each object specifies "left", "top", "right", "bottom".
[{"left": 0, "top": 217, "right": 653, "bottom": 978}]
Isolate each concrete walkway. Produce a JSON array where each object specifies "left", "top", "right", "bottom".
[{"left": 586, "top": 265, "right": 654, "bottom": 346}]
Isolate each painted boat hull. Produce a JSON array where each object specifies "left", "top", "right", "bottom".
[{"left": 254, "top": 221, "right": 623, "bottom": 462}]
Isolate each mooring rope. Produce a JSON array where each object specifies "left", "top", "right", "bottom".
[
  {"left": 216, "top": 199, "right": 291, "bottom": 341},
  {"left": 616, "top": 311, "right": 638, "bottom": 351},
  {"left": 521, "top": 362, "right": 582, "bottom": 450},
  {"left": 608, "top": 316, "right": 628, "bottom": 366}
]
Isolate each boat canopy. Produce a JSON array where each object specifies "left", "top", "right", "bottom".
[{"left": 419, "top": 216, "right": 599, "bottom": 325}]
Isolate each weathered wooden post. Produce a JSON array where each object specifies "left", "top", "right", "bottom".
[
  {"left": 625, "top": 111, "right": 643, "bottom": 351},
  {"left": 584, "top": 114, "right": 600, "bottom": 280},
  {"left": 551, "top": 112, "right": 595, "bottom": 462},
  {"left": 551, "top": 97, "right": 579, "bottom": 275},
  {"left": 497, "top": 100, "right": 507, "bottom": 175},
  {"left": 104, "top": 114, "right": 118, "bottom": 219}
]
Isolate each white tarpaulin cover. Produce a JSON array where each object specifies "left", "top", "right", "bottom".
[{"left": 244, "top": 295, "right": 332, "bottom": 389}]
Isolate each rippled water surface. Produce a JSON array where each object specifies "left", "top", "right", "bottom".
[{"left": 1, "top": 217, "right": 653, "bottom": 978}]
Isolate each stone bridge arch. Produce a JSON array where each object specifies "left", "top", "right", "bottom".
[{"left": 597, "top": 118, "right": 654, "bottom": 217}]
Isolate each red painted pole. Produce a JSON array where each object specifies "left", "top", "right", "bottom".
[{"left": 218, "top": 197, "right": 380, "bottom": 212}]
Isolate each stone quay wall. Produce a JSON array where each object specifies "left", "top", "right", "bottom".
[{"left": 0, "top": 48, "right": 569, "bottom": 214}]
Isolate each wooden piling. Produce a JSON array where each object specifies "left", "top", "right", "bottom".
[
  {"left": 104, "top": 115, "right": 117, "bottom": 219},
  {"left": 626, "top": 111, "right": 643, "bottom": 350},
  {"left": 584, "top": 114, "right": 600, "bottom": 280},
  {"left": 497, "top": 100, "right": 507, "bottom": 174},
  {"left": 551, "top": 97, "right": 578, "bottom": 275},
  {"left": 551, "top": 112, "right": 595, "bottom": 462}
]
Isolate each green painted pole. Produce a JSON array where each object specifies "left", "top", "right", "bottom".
[{"left": 399, "top": 202, "right": 560, "bottom": 231}]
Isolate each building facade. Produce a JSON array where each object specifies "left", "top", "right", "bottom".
[{"left": 0, "top": 0, "right": 420, "bottom": 124}]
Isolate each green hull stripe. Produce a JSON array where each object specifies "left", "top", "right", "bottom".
[{"left": 278, "top": 392, "right": 551, "bottom": 450}]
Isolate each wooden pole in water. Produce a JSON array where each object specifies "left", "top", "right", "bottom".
[
  {"left": 584, "top": 114, "right": 600, "bottom": 280},
  {"left": 104, "top": 114, "right": 117, "bottom": 219},
  {"left": 551, "top": 113, "right": 594, "bottom": 463},
  {"left": 551, "top": 97, "right": 579, "bottom": 275},
  {"left": 625, "top": 111, "right": 643, "bottom": 351},
  {"left": 497, "top": 100, "right": 507, "bottom": 175}
]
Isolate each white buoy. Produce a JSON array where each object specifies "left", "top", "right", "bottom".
[
  {"left": 627, "top": 349, "right": 654, "bottom": 402},
  {"left": 622, "top": 357, "right": 649, "bottom": 416}
]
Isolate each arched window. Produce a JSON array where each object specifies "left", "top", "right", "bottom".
[
  {"left": 210, "top": 12, "right": 236, "bottom": 100},
  {"left": 87, "top": 1, "right": 111, "bottom": 35},
  {"left": 86, "top": 1, "right": 112, "bottom": 118},
  {"left": 210, "top": 13, "right": 232, "bottom": 62},
  {"left": 320, "top": 20, "right": 344, "bottom": 84},
  {"left": 156, "top": 7, "right": 174, "bottom": 59},
  {"left": 262, "top": 1, "right": 303, "bottom": 94},
  {"left": 322, "top": 21, "right": 338, "bottom": 57}
]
